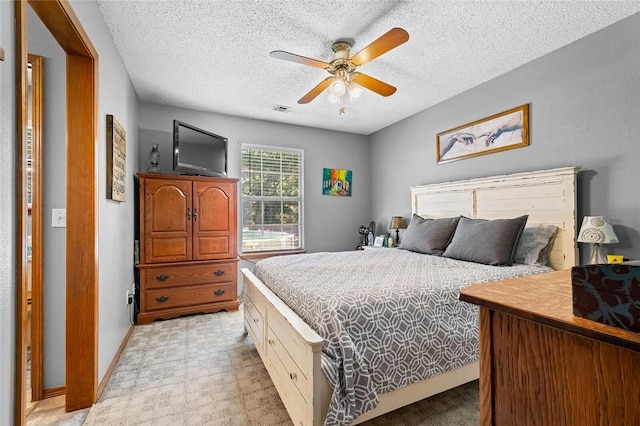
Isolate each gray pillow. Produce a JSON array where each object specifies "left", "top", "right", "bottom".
[
  {"left": 514, "top": 224, "right": 558, "bottom": 265},
  {"left": 399, "top": 215, "right": 460, "bottom": 255},
  {"left": 442, "top": 215, "right": 528, "bottom": 265}
]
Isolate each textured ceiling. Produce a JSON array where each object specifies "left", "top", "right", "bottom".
[{"left": 97, "top": 1, "right": 640, "bottom": 135}]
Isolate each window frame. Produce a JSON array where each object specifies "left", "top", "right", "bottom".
[{"left": 240, "top": 143, "right": 305, "bottom": 254}]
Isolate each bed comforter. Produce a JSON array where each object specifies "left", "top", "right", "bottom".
[{"left": 253, "top": 249, "right": 551, "bottom": 425}]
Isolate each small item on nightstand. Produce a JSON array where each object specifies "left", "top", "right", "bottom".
[
  {"left": 607, "top": 254, "right": 624, "bottom": 264},
  {"left": 368, "top": 231, "right": 374, "bottom": 247},
  {"left": 571, "top": 264, "right": 640, "bottom": 332}
]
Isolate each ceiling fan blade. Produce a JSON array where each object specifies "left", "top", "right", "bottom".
[
  {"left": 350, "top": 28, "right": 409, "bottom": 67},
  {"left": 270, "top": 50, "right": 330, "bottom": 69},
  {"left": 298, "top": 77, "right": 333, "bottom": 104},
  {"left": 352, "top": 73, "right": 396, "bottom": 97}
]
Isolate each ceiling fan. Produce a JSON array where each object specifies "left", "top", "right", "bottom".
[{"left": 270, "top": 28, "right": 409, "bottom": 112}]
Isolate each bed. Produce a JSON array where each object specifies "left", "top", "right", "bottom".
[{"left": 241, "top": 166, "right": 579, "bottom": 425}]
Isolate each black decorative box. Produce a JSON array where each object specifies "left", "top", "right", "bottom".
[{"left": 571, "top": 263, "right": 640, "bottom": 333}]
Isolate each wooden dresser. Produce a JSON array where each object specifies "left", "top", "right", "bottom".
[
  {"left": 136, "top": 173, "right": 239, "bottom": 324},
  {"left": 460, "top": 270, "right": 640, "bottom": 426}
]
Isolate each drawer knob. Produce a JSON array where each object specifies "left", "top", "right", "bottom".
[
  {"left": 214, "top": 289, "right": 225, "bottom": 296},
  {"left": 156, "top": 295, "right": 169, "bottom": 303},
  {"left": 253, "top": 318, "right": 259, "bottom": 323},
  {"left": 214, "top": 270, "right": 225, "bottom": 277},
  {"left": 156, "top": 274, "right": 169, "bottom": 282},
  {"left": 289, "top": 372, "right": 297, "bottom": 381},
  {"left": 268, "top": 339, "right": 274, "bottom": 345}
]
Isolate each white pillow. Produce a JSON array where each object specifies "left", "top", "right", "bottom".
[{"left": 514, "top": 224, "right": 558, "bottom": 265}]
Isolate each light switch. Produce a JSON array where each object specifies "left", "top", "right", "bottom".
[{"left": 52, "top": 208, "right": 66, "bottom": 227}]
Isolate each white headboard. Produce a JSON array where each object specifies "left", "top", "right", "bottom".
[{"left": 410, "top": 166, "right": 580, "bottom": 270}]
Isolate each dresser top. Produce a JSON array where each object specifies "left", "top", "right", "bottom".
[{"left": 459, "top": 269, "right": 640, "bottom": 352}]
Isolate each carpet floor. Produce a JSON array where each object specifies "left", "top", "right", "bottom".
[{"left": 83, "top": 308, "right": 479, "bottom": 425}]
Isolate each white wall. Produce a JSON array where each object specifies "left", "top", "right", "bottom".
[
  {"left": 0, "top": 2, "right": 16, "bottom": 423},
  {"left": 369, "top": 13, "right": 640, "bottom": 263},
  {"left": 138, "top": 103, "right": 371, "bottom": 255}
]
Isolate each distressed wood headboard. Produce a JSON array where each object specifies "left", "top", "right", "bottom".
[{"left": 409, "top": 166, "right": 580, "bottom": 270}]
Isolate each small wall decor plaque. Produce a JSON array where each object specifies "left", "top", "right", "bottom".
[
  {"left": 106, "top": 114, "right": 126, "bottom": 201},
  {"left": 437, "top": 104, "right": 529, "bottom": 164}
]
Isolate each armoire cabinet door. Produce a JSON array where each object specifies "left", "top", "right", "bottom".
[
  {"left": 143, "top": 178, "right": 193, "bottom": 263},
  {"left": 192, "top": 181, "right": 237, "bottom": 260}
]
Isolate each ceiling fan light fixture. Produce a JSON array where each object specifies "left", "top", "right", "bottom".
[
  {"left": 347, "top": 83, "right": 363, "bottom": 100},
  {"left": 327, "top": 92, "right": 341, "bottom": 104},
  {"left": 329, "top": 77, "right": 346, "bottom": 96}
]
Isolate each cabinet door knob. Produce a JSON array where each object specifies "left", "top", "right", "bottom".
[
  {"left": 186, "top": 208, "right": 192, "bottom": 220},
  {"left": 289, "top": 372, "right": 297, "bottom": 381},
  {"left": 156, "top": 274, "right": 169, "bottom": 281},
  {"left": 156, "top": 295, "right": 169, "bottom": 303},
  {"left": 214, "top": 289, "right": 225, "bottom": 296},
  {"left": 193, "top": 208, "right": 198, "bottom": 221},
  {"left": 214, "top": 270, "right": 225, "bottom": 277}
]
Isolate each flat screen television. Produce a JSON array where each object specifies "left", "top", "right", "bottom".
[{"left": 173, "top": 120, "right": 228, "bottom": 177}]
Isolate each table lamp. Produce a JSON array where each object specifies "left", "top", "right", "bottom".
[
  {"left": 577, "top": 216, "right": 619, "bottom": 264},
  {"left": 389, "top": 216, "right": 406, "bottom": 246}
]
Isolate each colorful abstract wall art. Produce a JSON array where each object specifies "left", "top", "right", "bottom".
[{"left": 322, "top": 168, "right": 352, "bottom": 196}]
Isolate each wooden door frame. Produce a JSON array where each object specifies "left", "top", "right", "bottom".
[
  {"left": 27, "top": 52, "right": 44, "bottom": 403},
  {"left": 15, "top": 0, "right": 99, "bottom": 423}
]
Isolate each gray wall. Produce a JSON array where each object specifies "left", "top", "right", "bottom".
[
  {"left": 27, "top": 6, "right": 67, "bottom": 388},
  {"left": 138, "top": 103, "right": 371, "bottom": 261},
  {"left": 369, "top": 13, "right": 640, "bottom": 263},
  {"left": 0, "top": 1, "right": 16, "bottom": 423}
]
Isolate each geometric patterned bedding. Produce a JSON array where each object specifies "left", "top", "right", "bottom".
[{"left": 253, "top": 249, "right": 552, "bottom": 425}]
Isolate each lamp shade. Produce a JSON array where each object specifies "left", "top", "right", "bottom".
[
  {"left": 577, "top": 216, "right": 619, "bottom": 244},
  {"left": 389, "top": 216, "right": 406, "bottom": 230}
]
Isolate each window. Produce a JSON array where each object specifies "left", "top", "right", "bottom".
[{"left": 241, "top": 145, "right": 303, "bottom": 253}]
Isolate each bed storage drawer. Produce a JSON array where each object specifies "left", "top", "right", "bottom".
[
  {"left": 143, "top": 262, "right": 236, "bottom": 289},
  {"left": 244, "top": 295, "right": 265, "bottom": 354},
  {"left": 145, "top": 282, "right": 236, "bottom": 311},
  {"left": 268, "top": 305, "right": 313, "bottom": 378},
  {"left": 266, "top": 313, "right": 312, "bottom": 404},
  {"left": 266, "top": 324, "right": 310, "bottom": 424}
]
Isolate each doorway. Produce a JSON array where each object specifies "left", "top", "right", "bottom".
[{"left": 15, "top": 0, "right": 98, "bottom": 424}]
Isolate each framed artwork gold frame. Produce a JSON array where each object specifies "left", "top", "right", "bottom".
[{"left": 436, "top": 104, "right": 529, "bottom": 164}]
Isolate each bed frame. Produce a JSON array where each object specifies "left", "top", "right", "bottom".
[{"left": 241, "top": 166, "right": 579, "bottom": 425}]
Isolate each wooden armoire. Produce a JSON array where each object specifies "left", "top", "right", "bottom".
[{"left": 136, "top": 173, "right": 239, "bottom": 324}]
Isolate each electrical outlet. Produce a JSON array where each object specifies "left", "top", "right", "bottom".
[{"left": 126, "top": 290, "right": 134, "bottom": 305}]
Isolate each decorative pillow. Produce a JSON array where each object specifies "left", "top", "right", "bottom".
[
  {"left": 514, "top": 224, "right": 558, "bottom": 265},
  {"left": 442, "top": 215, "right": 529, "bottom": 266},
  {"left": 399, "top": 215, "right": 461, "bottom": 255}
]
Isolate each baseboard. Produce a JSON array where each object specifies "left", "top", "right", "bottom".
[
  {"left": 43, "top": 386, "right": 65, "bottom": 399},
  {"left": 98, "top": 323, "right": 135, "bottom": 398}
]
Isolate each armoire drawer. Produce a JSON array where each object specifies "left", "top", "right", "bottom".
[
  {"left": 142, "top": 262, "right": 236, "bottom": 289},
  {"left": 144, "top": 282, "right": 236, "bottom": 311}
]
